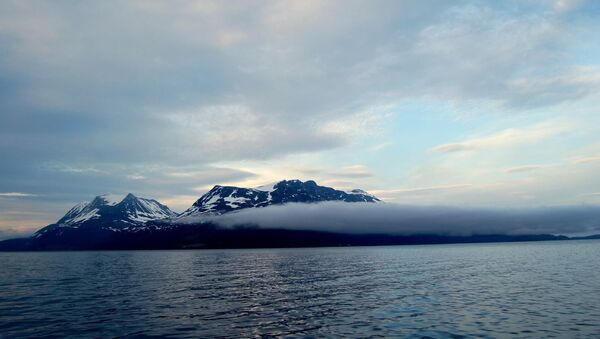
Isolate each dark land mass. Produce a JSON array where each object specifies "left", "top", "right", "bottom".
[{"left": 1, "top": 222, "right": 591, "bottom": 251}]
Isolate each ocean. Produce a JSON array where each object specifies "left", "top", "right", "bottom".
[{"left": 1, "top": 240, "right": 599, "bottom": 338}]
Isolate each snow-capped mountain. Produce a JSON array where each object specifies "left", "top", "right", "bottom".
[
  {"left": 35, "top": 193, "right": 176, "bottom": 236},
  {"left": 4, "top": 179, "right": 590, "bottom": 251},
  {"left": 10, "top": 180, "right": 380, "bottom": 250},
  {"left": 179, "top": 179, "right": 380, "bottom": 218}
]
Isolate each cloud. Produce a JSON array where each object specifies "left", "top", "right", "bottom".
[
  {"left": 0, "top": 192, "right": 36, "bottom": 198},
  {"left": 337, "top": 165, "right": 373, "bottom": 178},
  {"left": 369, "top": 142, "right": 393, "bottom": 152},
  {"left": 371, "top": 184, "right": 473, "bottom": 196},
  {"left": 554, "top": 0, "right": 586, "bottom": 13},
  {"left": 432, "top": 119, "right": 572, "bottom": 153},
  {"left": 573, "top": 156, "right": 600, "bottom": 164},
  {"left": 385, "top": 147, "right": 600, "bottom": 207},
  {"left": 164, "top": 166, "right": 256, "bottom": 182},
  {"left": 159, "top": 105, "right": 346, "bottom": 162},
  {"left": 0, "top": 1, "right": 596, "bottom": 169},
  {"left": 1, "top": 1, "right": 600, "bottom": 231},
  {"left": 504, "top": 165, "right": 545, "bottom": 174},
  {"left": 126, "top": 174, "right": 146, "bottom": 180},
  {"left": 192, "top": 202, "right": 600, "bottom": 237},
  {"left": 43, "top": 163, "right": 106, "bottom": 175},
  {"left": 0, "top": 227, "right": 33, "bottom": 241},
  {"left": 504, "top": 67, "right": 600, "bottom": 108},
  {"left": 299, "top": 165, "right": 372, "bottom": 179}
]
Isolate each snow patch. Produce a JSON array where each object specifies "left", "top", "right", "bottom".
[
  {"left": 254, "top": 182, "right": 277, "bottom": 192},
  {"left": 99, "top": 193, "right": 125, "bottom": 206},
  {"left": 223, "top": 196, "right": 249, "bottom": 208},
  {"left": 65, "top": 208, "right": 100, "bottom": 224}
]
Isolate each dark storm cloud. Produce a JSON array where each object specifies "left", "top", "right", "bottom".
[{"left": 202, "top": 202, "right": 600, "bottom": 236}]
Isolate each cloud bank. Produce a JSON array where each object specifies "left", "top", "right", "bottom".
[
  {"left": 195, "top": 202, "right": 600, "bottom": 237},
  {"left": 0, "top": 228, "right": 33, "bottom": 241},
  {"left": 1, "top": 1, "right": 598, "bottom": 169}
]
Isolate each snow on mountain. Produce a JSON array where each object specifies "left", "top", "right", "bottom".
[
  {"left": 178, "top": 185, "right": 271, "bottom": 217},
  {"left": 98, "top": 193, "right": 126, "bottom": 206},
  {"left": 57, "top": 201, "right": 90, "bottom": 224},
  {"left": 32, "top": 180, "right": 379, "bottom": 240},
  {"left": 178, "top": 179, "right": 380, "bottom": 219},
  {"left": 345, "top": 189, "right": 380, "bottom": 202},
  {"left": 118, "top": 193, "right": 177, "bottom": 223},
  {"left": 37, "top": 193, "right": 176, "bottom": 236}
]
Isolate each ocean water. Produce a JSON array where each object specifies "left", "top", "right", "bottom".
[{"left": 1, "top": 240, "right": 600, "bottom": 338}]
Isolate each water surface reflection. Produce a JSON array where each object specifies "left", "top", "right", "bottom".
[{"left": 1, "top": 241, "right": 600, "bottom": 338}]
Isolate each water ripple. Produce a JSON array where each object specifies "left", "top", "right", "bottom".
[{"left": 1, "top": 241, "right": 600, "bottom": 338}]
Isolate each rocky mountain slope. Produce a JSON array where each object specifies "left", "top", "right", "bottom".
[{"left": 179, "top": 179, "right": 380, "bottom": 218}]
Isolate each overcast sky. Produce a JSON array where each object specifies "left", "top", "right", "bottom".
[{"left": 1, "top": 0, "right": 600, "bottom": 235}]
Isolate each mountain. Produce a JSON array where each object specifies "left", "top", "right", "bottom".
[
  {"left": 0, "top": 180, "right": 387, "bottom": 250},
  {"left": 22, "top": 179, "right": 379, "bottom": 246},
  {"left": 34, "top": 193, "right": 176, "bottom": 238},
  {"left": 179, "top": 179, "right": 380, "bottom": 218},
  {"left": 5, "top": 179, "right": 594, "bottom": 252}
]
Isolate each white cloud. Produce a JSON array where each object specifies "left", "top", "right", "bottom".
[
  {"left": 0, "top": 192, "right": 36, "bottom": 198},
  {"left": 1, "top": 1, "right": 595, "bottom": 167},
  {"left": 505, "top": 67, "right": 600, "bottom": 108},
  {"left": 372, "top": 184, "right": 473, "bottom": 197},
  {"left": 298, "top": 164, "right": 372, "bottom": 179},
  {"left": 504, "top": 165, "right": 545, "bottom": 174},
  {"left": 573, "top": 156, "right": 600, "bottom": 164},
  {"left": 380, "top": 150, "right": 600, "bottom": 207},
  {"left": 369, "top": 142, "right": 393, "bottom": 152},
  {"left": 44, "top": 163, "right": 106, "bottom": 174},
  {"left": 554, "top": 0, "right": 586, "bottom": 13},
  {"left": 198, "top": 202, "right": 600, "bottom": 236},
  {"left": 432, "top": 119, "right": 573, "bottom": 153},
  {"left": 126, "top": 174, "right": 146, "bottom": 180}
]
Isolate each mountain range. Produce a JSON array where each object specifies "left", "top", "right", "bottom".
[
  {"left": 39, "top": 179, "right": 380, "bottom": 232},
  {"left": 1, "top": 180, "right": 385, "bottom": 250},
  {"left": 179, "top": 179, "right": 380, "bottom": 218},
  {"left": 0, "top": 179, "right": 595, "bottom": 251},
  {"left": 36, "top": 193, "right": 177, "bottom": 235}
]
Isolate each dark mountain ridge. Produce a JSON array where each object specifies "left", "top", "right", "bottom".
[{"left": 178, "top": 179, "right": 380, "bottom": 218}]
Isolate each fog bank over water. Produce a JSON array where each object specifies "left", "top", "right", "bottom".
[
  {"left": 0, "top": 229, "right": 31, "bottom": 241},
  {"left": 4, "top": 202, "right": 600, "bottom": 241},
  {"left": 200, "top": 202, "right": 600, "bottom": 237}
]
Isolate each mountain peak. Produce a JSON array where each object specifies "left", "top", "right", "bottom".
[
  {"left": 46, "top": 193, "right": 176, "bottom": 233},
  {"left": 93, "top": 193, "right": 126, "bottom": 206},
  {"left": 179, "top": 179, "right": 380, "bottom": 218},
  {"left": 122, "top": 193, "right": 138, "bottom": 202}
]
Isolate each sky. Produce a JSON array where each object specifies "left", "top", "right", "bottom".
[{"left": 1, "top": 0, "right": 600, "bottom": 237}]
